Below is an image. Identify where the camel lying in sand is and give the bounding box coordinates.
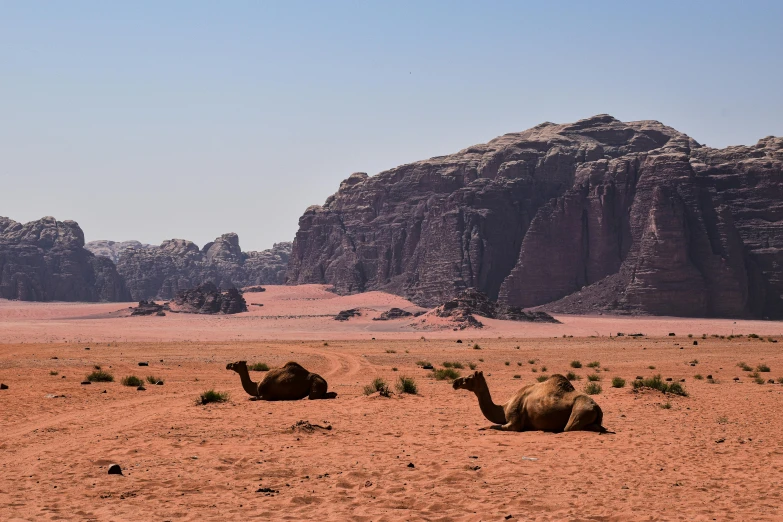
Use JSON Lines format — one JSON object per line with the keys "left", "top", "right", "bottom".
{"left": 226, "top": 361, "right": 337, "bottom": 400}
{"left": 453, "top": 371, "right": 606, "bottom": 432}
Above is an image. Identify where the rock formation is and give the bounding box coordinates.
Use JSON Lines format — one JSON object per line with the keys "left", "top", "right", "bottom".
{"left": 0, "top": 216, "right": 130, "bottom": 302}
{"left": 434, "top": 288, "right": 559, "bottom": 328}
{"left": 373, "top": 307, "right": 414, "bottom": 320}
{"left": 287, "top": 116, "right": 783, "bottom": 318}
{"left": 129, "top": 300, "right": 167, "bottom": 316}
{"left": 83, "top": 240, "right": 154, "bottom": 264}
{"left": 168, "top": 282, "right": 247, "bottom": 314}
{"left": 87, "top": 236, "right": 291, "bottom": 300}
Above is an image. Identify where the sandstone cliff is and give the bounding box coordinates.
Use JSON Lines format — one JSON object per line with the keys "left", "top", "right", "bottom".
{"left": 0, "top": 216, "right": 130, "bottom": 302}
{"left": 86, "top": 235, "right": 291, "bottom": 300}
{"left": 287, "top": 115, "right": 783, "bottom": 318}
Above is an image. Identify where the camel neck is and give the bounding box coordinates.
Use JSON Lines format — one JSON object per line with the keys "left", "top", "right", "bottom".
{"left": 236, "top": 368, "right": 259, "bottom": 397}
{"left": 474, "top": 384, "right": 507, "bottom": 425}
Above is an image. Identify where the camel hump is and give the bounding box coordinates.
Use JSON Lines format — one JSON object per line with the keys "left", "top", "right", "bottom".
{"left": 282, "top": 361, "right": 307, "bottom": 371}
{"left": 548, "top": 374, "right": 575, "bottom": 392}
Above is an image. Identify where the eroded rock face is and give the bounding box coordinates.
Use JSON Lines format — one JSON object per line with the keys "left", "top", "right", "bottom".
{"left": 0, "top": 216, "right": 131, "bottom": 302}
{"left": 84, "top": 240, "right": 154, "bottom": 264}
{"left": 168, "top": 282, "right": 247, "bottom": 314}
{"left": 287, "top": 116, "right": 783, "bottom": 318}
{"left": 87, "top": 236, "right": 292, "bottom": 300}
{"left": 434, "top": 288, "right": 559, "bottom": 327}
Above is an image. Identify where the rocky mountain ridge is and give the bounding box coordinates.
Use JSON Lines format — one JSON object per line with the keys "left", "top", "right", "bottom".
{"left": 86, "top": 236, "right": 291, "bottom": 300}
{"left": 286, "top": 115, "right": 783, "bottom": 319}
{"left": 0, "top": 216, "right": 130, "bottom": 302}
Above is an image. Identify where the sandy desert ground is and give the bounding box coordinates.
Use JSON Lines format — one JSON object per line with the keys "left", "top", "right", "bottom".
{"left": 2, "top": 286, "right": 783, "bottom": 521}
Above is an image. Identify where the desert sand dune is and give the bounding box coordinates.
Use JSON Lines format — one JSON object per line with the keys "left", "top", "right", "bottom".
{"left": 1, "top": 287, "right": 783, "bottom": 520}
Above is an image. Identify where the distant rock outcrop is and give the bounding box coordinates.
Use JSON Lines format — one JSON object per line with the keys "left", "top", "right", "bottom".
{"left": 84, "top": 240, "right": 154, "bottom": 264}
{"left": 0, "top": 216, "right": 130, "bottom": 302}
{"left": 373, "top": 307, "right": 414, "bottom": 321}
{"left": 87, "top": 236, "right": 291, "bottom": 300}
{"left": 168, "top": 282, "right": 247, "bottom": 314}
{"left": 434, "top": 288, "right": 559, "bottom": 329}
{"left": 287, "top": 116, "right": 783, "bottom": 318}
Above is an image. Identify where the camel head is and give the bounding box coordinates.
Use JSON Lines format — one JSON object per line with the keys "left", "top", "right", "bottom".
{"left": 453, "top": 370, "right": 486, "bottom": 392}
{"left": 226, "top": 360, "right": 248, "bottom": 373}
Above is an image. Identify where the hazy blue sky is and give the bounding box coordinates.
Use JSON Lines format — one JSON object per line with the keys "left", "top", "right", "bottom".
{"left": 2, "top": 1, "right": 781, "bottom": 251}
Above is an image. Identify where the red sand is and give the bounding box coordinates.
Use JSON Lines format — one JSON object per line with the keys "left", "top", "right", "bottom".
{"left": 1, "top": 285, "right": 783, "bottom": 520}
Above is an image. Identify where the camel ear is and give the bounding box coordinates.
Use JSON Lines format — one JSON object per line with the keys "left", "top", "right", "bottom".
{"left": 239, "top": 360, "right": 247, "bottom": 365}
{"left": 477, "top": 370, "right": 483, "bottom": 376}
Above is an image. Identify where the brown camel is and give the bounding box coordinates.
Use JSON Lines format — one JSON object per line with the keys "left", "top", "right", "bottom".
{"left": 453, "top": 371, "right": 606, "bottom": 432}
{"left": 226, "top": 361, "right": 337, "bottom": 400}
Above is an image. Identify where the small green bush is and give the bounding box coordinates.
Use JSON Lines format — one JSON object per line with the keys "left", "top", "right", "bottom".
{"left": 473, "top": 343, "right": 481, "bottom": 350}
{"left": 661, "top": 401, "right": 672, "bottom": 409}
{"left": 757, "top": 363, "right": 770, "bottom": 372}
{"left": 777, "top": 376, "right": 783, "bottom": 384}
{"left": 248, "top": 362, "right": 269, "bottom": 371}
{"left": 648, "top": 365, "right": 656, "bottom": 370}
{"left": 198, "top": 389, "right": 229, "bottom": 405}
{"left": 754, "top": 376, "right": 765, "bottom": 385}
{"left": 694, "top": 374, "right": 703, "bottom": 380}
{"left": 386, "top": 349, "right": 396, "bottom": 354}
{"left": 528, "top": 359, "right": 535, "bottom": 364}
{"left": 666, "top": 382, "right": 687, "bottom": 396}
{"left": 364, "top": 377, "right": 390, "bottom": 396}
{"left": 536, "top": 375, "right": 549, "bottom": 382}
{"left": 748, "top": 333, "right": 760, "bottom": 339}
{"left": 433, "top": 368, "right": 461, "bottom": 381}
{"left": 585, "top": 382, "right": 602, "bottom": 395}
{"left": 587, "top": 374, "right": 601, "bottom": 382}
{"left": 121, "top": 375, "right": 143, "bottom": 387}
{"left": 737, "top": 361, "right": 752, "bottom": 371}
{"left": 50, "top": 370, "right": 59, "bottom": 376}
{"left": 566, "top": 372, "right": 580, "bottom": 381}
{"left": 611, "top": 377, "right": 626, "bottom": 388}
{"left": 86, "top": 370, "right": 114, "bottom": 382}
{"left": 396, "top": 376, "right": 418, "bottom": 394}
{"left": 468, "top": 362, "right": 477, "bottom": 370}
{"left": 570, "top": 360, "right": 582, "bottom": 368}
{"left": 586, "top": 361, "right": 600, "bottom": 368}
{"left": 504, "top": 361, "right": 510, "bottom": 366}
{"left": 146, "top": 375, "right": 163, "bottom": 384}
{"left": 541, "top": 365, "right": 547, "bottom": 372}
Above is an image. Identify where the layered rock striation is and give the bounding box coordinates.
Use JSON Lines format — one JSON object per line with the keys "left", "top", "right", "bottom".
{"left": 0, "top": 216, "right": 130, "bottom": 302}
{"left": 287, "top": 115, "right": 783, "bottom": 318}
{"left": 87, "top": 236, "right": 291, "bottom": 300}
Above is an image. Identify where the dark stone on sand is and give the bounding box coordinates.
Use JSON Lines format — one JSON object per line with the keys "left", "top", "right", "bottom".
{"left": 335, "top": 309, "right": 361, "bottom": 321}
{"left": 669, "top": 333, "right": 675, "bottom": 336}
{"left": 707, "top": 375, "right": 713, "bottom": 379}
{"left": 0, "top": 383, "right": 8, "bottom": 390}
{"left": 407, "top": 463, "right": 415, "bottom": 468}
{"left": 137, "top": 386, "right": 146, "bottom": 391}
{"left": 108, "top": 464, "right": 123, "bottom": 475}
{"left": 81, "top": 381, "right": 91, "bottom": 385}
{"left": 693, "top": 341, "right": 698, "bottom": 345}
{"left": 138, "top": 362, "right": 149, "bottom": 366}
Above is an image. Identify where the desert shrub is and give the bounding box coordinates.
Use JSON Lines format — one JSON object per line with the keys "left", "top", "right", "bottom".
{"left": 146, "top": 375, "right": 163, "bottom": 384}
{"left": 248, "top": 362, "right": 269, "bottom": 371}
{"left": 689, "top": 359, "right": 699, "bottom": 365}
{"left": 611, "top": 377, "right": 626, "bottom": 388}
{"left": 198, "top": 389, "right": 229, "bottom": 405}
{"left": 386, "top": 349, "right": 396, "bottom": 354}
{"left": 587, "top": 361, "right": 600, "bottom": 368}
{"left": 392, "top": 367, "right": 398, "bottom": 372}
{"left": 433, "top": 368, "right": 461, "bottom": 381}
{"left": 694, "top": 374, "right": 703, "bottom": 380}
{"left": 748, "top": 333, "right": 760, "bottom": 339}
{"left": 666, "top": 382, "right": 687, "bottom": 396}
{"left": 777, "top": 377, "right": 783, "bottom": 384}
{"left": 531, "top": 367, "right": 538, "bottom": 373}
{"left": 513, "top": 375, "right": 521, "bottom": 379}
{"left": 541, "top": 366, "right": 547, "bottom": 372}
{"left": 50, "top": 370, "right": 59, "bottom": 376}
{"left": 478, "top": 358, "right": 484, "bottom": 362}
{"left": 517, "top": 362, "right": 522, "bottom": 366}
{"left": 754, "top": 376, "right": 765, "bottom": 385}
{"left": 717, "top": 416, "right": 728, "bottom": 424}
{"left": 86, "top": 370, "right": 114, "bottom": 382}
{"left": 661, "top": 401, "right": 672, "bottom": 409}
{"left": 443, "top": 361, "right": 454, "bottom": 368}
{"left": 687, "top": 334, "right": 693, "bottom": 338}
{"left": 737, "top": 362, "right": 752, "bottom": 371}
{"left": 364, "top": 377, "right": 391, "bottom": 396}
{"left": 566, "top": 372, "right": 580, "bottom": 381}
{"left": 757, "top": 363, "right": 770, "bottom": 372}
{"left": 93, "top": 365, "right": 101, "bottom": 370}
{"left": 570, "top": 360, "right": 582, "bottom": 368}
{"left": 468, "top": 363, "right": 477, "bottom": 370}
{"left": 528, "top": 359, "right": 535, "bottom": 364}
{"left": 473, "top": 343, "right": 481, "bottom": 350}
{"left": 121, "top": 375, "right": 143, "bottom": 387}
{"left": 585, "top": 382, "right": 602, "bottom": 395}
{"left": 441, "top": 361, "right": 463, "bottom": 369}
{"left": 416, "top": 360, "right": 430, "bottom": 367}
{"left": 536, "top": 375, "right": 549, "bottom": 382}
{"left": 648, "top": 365, "right": 656, "bottom": 370}
{"left": 587, "top": 374, "right": 601, "bottom": 382}
{"left": 504, "top": 361, "right": 510, "bottom": 366}
{"left": 396, "top": 376, "right": 418, "bottom": 394}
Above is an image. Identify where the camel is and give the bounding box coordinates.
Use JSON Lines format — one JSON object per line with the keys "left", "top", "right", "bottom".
{"left": 453, "top": 371, "right": 606, "bottom": 432}
{"left": 226, "top": 361, "right": 337, "bottom": 400}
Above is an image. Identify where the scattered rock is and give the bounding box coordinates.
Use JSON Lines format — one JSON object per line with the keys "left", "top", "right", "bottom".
{"left": 136, "top": 386, "right": 146, "bottom": 391}
{"left": 243, "top": 285, "right": 267, "bottom": 293}
{"left": 456, "top": 339, "right": 463, "bottom": 343}
{"left": 155, "top": 381, "right": 164, "bottom": 386}
{"left": 256, "top": 487, "right": 278, "bottom": 494}
{"left": 108, "top": 464, "right": 123, "bottom": 475}
{"left": 80, "top": 381, "right": 91, "bottom": 385}
{"left": 290, "top": 420, "right": 332, "bottom": 433}
{"left": 434, "top": 288, "right": 558, "bottom": 329}
{"left": 715, "top": 438, "right": 725, "bottom": 444}
{"left": 407, "top": 463, "right": 415, "bottom": 468}
{"left": 422, "top": 364, "right": 434, "bottom": 370}
{"left": 0, "top": 383, "right": 8, "bottom": 390}
{"left": 168, "top": 282, "right": 247, "bottom": 314}
{"left": 373, "top": 308, "right": 414, "bottom": 321}
{"left": 707, "top": 375, "right": 713, "bottom": 379}
{"left": 130, "top": 300, "right": 167, "bottom": 316}
{"left": 138, "top": 362, "right": 149, "bottom": 366}
{"left": 668, "top": 333, "right": 675, "bottom": 336}
{"left": 335, "top": 309, "right": 361, "bottom": 321}
{"left": 693, "top": 341, "right": 698, "bottom": 346}
{"left": 665, "top": 378, "right": 673, "bottom": 382}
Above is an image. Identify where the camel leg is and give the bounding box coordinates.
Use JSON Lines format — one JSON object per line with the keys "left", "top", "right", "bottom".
{"left": 308, "top": 378, "right": 337, "bottom": 399}
{"left": 483, "top": 410, "right": 524, "bottom": 432}
{"left": 563, "top": 396, "right": 602, "bottom": 432}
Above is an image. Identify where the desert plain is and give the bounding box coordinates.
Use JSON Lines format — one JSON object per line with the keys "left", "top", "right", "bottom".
{"left": 1, "top": 285, "right": 783, "bottom": 521}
